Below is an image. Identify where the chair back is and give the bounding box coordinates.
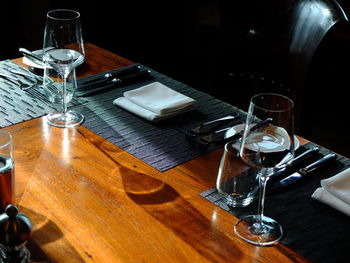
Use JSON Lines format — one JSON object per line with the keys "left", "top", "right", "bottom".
{"left": 216, "top": 0, "right": 348, "bottom": 129}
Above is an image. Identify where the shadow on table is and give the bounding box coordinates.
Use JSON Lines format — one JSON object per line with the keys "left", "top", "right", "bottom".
{"left": 19, "top": 206, "right": 85, "bottom": 263}
{"left": 119, "top": 164, "right": 244, "bottom": 262}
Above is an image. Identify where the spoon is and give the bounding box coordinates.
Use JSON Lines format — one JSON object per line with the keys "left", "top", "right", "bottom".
{"left": 0, "top": 72, "right": 37, "bottom": 90}
{"left": 9, "top": 69, "right": 41, "bottom": 82}
{"left": 18, "top": 80, "right": 37, "bottom": 91}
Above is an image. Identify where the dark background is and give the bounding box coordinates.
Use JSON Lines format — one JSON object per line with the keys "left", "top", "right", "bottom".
{"left": 2, "top": 0, "right": 350, "bottom": 157}
{"left": 1, "top": 0, "right": 218, "bottom": 93}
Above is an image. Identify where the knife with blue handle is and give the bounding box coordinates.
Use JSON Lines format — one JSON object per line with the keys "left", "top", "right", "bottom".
{"left": 267, "top": 153, "right": 337, "bottom": 193}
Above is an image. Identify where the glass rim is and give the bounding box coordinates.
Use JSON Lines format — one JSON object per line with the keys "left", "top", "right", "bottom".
{"left": 0, "top": 131, "right": 12, "bottom": 149}
{"left": 224, "top": 141, "right": 240, "bottom": 155}
{"left": 250, "top": 93, "right": 294, "bottom": 112}
{"left": 47, "top": 9, "right": 80, "bottom": 21}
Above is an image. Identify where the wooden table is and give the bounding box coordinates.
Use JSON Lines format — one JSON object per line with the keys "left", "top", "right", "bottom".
{"left": 4, "top": 43, "right": 310, "bottom": 262}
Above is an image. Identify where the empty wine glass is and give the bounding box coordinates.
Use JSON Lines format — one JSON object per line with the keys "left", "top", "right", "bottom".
{"left": 234, "top": 93, "right": 295, "bottom": 246}
{"left": 43, "top": 9, "right": 85, "bottom": 128}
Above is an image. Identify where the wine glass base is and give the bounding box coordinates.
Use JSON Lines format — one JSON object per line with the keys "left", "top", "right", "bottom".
{"left": 234, "top": 215, "right": 283, "bottom": 246}
{"left": 46, "top": 110, "right": 84, "bottom": 128}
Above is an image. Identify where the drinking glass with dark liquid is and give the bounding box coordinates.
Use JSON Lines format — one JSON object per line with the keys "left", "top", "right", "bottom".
{"left": 0, "top": 131, "right": 14, "bottom": 213}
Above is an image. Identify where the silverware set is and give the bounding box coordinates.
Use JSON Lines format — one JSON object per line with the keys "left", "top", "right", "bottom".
{"left": 4, "top": 48, "right": 154, "bottom": 98}
{"left": 0, "top": 62, "right": 41, "bottom": 91}
{"left": 267, "top": 149, "right": 337, "bottom": 193}
{"left": 185, "top": 115, "right": 274, "bottom": 146}
{"left": 184, "top": 113, "right": 242, "bottom": 145}
{"left": 76, "top": 64, "right": 153, "bottom": 97}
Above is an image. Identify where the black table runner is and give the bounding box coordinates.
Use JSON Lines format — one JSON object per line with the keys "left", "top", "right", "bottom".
{"left": 75, "top": 64, "right": 246, "bottom": 171}
{"left": 201, "top": 142, "right": 350, "bottom": 263}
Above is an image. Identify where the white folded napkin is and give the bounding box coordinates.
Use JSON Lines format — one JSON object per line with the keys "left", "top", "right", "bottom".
{"left": 113, "top": 81, "right": 196, "bottom": 122}
{"left": 312, "top": 167, "right": 350, "bottom": 216}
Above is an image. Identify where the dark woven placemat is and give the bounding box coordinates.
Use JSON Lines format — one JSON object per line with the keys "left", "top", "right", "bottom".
{"left": 76, "top": 65, "right": 245, "bottom": 171}
{"left": 1, "top": 61, "right": 244, "bottom": 171}
{"left": 0, "top": 60, "right": 87, "bottom": 127}
{"left": 200, "top": 142, "right": 350, "bottom": 263}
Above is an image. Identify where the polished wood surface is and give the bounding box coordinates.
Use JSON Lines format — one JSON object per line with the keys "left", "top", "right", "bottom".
{"left": 4, "top": 43, "right": 311, "bottom": 262}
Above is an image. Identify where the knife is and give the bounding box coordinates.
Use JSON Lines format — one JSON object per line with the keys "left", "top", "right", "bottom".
{"left": 268, "top": 147, "right": 320, "bottom": 182}
{"left": 267, "top": 153, "right": 337, "bottom": 193}
{"left": 0, "top": 72, "right": 19, "bottom": 85}
{"left": 19, "top": 47, "right": 45, "bottom": 67}
{"left": 198, "top": 117, "right": 272, "bottom": 145}
{"left": 76, "top": 69, "right": 152, "bottom": 97}
{"left": 214, "top": 117, "right": 273, "bottom": 145}
{"left": 187, "top": 114, "right": 241, "bottom": 137}
{"left": 79, "top": 64, "right": 142, "bottom": 86}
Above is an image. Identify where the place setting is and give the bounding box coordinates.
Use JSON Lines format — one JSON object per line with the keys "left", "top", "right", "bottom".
{"left": 199, "top": 92, "right": 350, "bottom": 262}
{"left": 0, "top": 9, "right": 88, "bottom": 129}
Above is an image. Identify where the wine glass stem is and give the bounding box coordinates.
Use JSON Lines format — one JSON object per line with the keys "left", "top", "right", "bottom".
{"left": 256, "top": 171, "right": 268, "bottom": 231}
{"left": 61, "top": 76, "right": 68, "bottom": 115}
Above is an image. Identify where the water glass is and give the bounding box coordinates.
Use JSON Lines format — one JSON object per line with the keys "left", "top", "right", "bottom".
{"left": 0, "top": 131, "right": 14, "bottom": 213}
{"left": 43, "top": 66, "right": 77, "bottom": 104}
{"left": 216, "top": 141, "right": 259, "bottom": 207}
{"left": 43, "top": 9, "right": 85, "bottom": 128}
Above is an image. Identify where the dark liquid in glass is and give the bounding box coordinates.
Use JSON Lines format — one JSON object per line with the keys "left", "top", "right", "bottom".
{"left": 0, "top": 155, "right": 14, "bottom": 212}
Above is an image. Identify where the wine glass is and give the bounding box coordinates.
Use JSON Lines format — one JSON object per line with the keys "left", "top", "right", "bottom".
{"left": 43, "top": 9, "right": 85, "bottom": 128}
{"left": 234, "top": 93, "right": 295, "bottom": 246}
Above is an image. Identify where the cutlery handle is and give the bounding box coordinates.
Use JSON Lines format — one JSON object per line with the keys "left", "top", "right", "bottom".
{"left": 301, "top": 153, "right": 337, "bottom": 174}
{"left": 269, "top": 147, "right": 320, "bottom": 182}
{"left": 19, "top": 48, "right": 44, "bottom": 65}
{"left": 79, "top": 64, "right": 143, "bottom": 86}
{"left": 201, "top": 115, "right": 239, "bottom": 126}
{"left": 107, "top": 64, "right": 142, "bottom": 79}
{"left": 217, "top": 117, "right": 273, "bottom": 144}
{"left": 76, "top": 69, "right": 153, "bottom": 97}
{"left": 286, "top": 147, "right": 320, "bottom": 167}
{"left": 0, "top": 73, "right": 19, "bottom": 85}
{"left": 9, "top": 69, "right": 41, "bottom": 81}
{"left": 250, "top": 117, "right": 273, "bottom": 132}
{"left": 114, "top": 69, "right": 152, "bottom": 84}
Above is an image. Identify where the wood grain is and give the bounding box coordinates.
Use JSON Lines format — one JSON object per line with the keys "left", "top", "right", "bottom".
{"left": 2, "top": 44, "right": 311, "bottom": 262}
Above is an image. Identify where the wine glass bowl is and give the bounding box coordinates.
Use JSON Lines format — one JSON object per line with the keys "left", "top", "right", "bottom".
{"left": 43, "top": 9, "right": 85, "bottom": 128}
{"left": 234, "top": 93, "right": 295, "bottom": 246}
